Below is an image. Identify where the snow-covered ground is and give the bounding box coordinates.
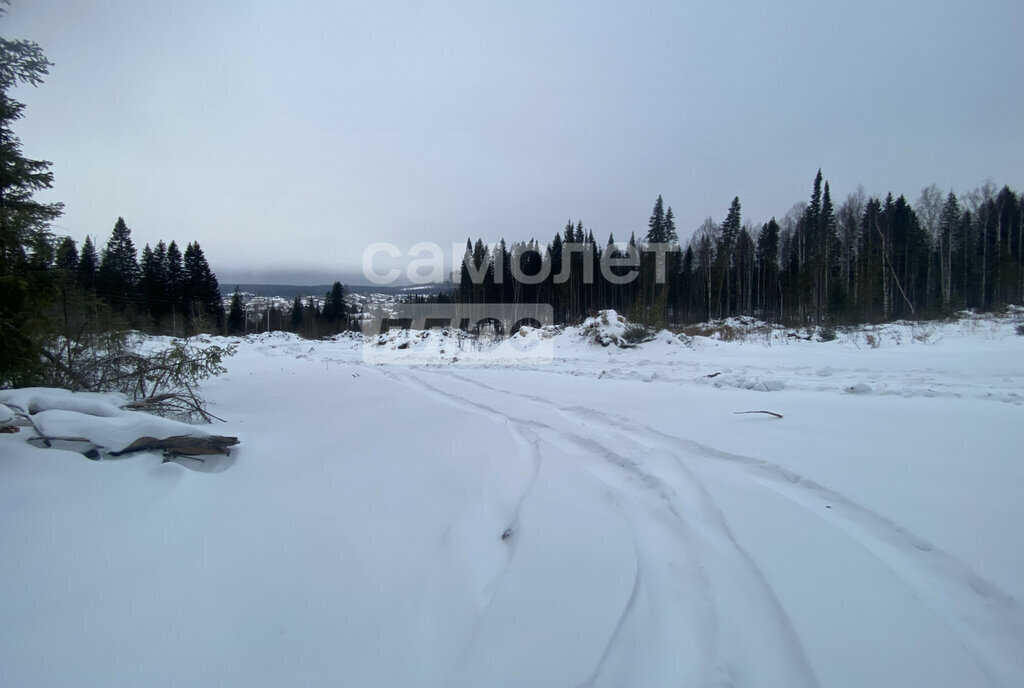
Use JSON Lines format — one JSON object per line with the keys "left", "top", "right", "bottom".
{"left": 2, "top": 314, "right": 1023, "bottom": 686}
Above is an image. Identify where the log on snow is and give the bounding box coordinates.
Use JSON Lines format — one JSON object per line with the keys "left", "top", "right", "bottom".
{"left": 110, "top": 435, "right": 240, "bottom": 457}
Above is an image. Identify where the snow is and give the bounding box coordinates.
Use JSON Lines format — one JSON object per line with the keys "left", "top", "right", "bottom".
{"left": 2, "top": 313, "right": 1023, "bottom": 686}
{"left": 0, "top": 388, "right": 210, "bottom": 453}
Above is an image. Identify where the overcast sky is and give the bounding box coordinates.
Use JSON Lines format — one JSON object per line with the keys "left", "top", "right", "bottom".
{"left": 6, "top": 0, "right": 1023, "bottom": 285}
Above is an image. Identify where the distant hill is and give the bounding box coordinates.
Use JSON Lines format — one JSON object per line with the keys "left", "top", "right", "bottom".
{"left": 226, "top": 283, "right": 452, "bottom": 298}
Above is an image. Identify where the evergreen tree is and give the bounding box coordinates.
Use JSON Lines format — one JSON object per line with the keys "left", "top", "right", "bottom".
{"left": 227, "top": 287, "right": 245, "bottom": 335}
{"left": 289, "top": 295, "right": 304, "bottom": 332}
{"left": 664, "top": 206, "right": 678, "bottom": 243}
{"left": 76, "top": 235, "right": 98, "bottom": 291}
{"left": 458, "top": 238, "right": 473, "bottom": 303}
{"left": 182, "top": 241, "right": 223, "bottom": 329}
{"left": 756, "top": 218, "right": 781, "bottom": 319}
{"left": 322, "top": 281, "right": 346, "bottom": 326}
{"left": 937, "top": 191, "right": 960, "bottom": 309}
{"left": 472, "top": 239, "right": 488, "bottom": 303}
{"left": 54, "top": 236, "right": 78, "bottom": 271}
{"left": 139, "top": 241, "right": 169, "bottom": 322}
{"left": 715, "top": 196, "right": 742, "bottom": 316}
{"left": 165, "top": 240, "right": 184, "bottom": 309}
{"left": 646, "top": 195, "right": 666, "bottom": 243}
{"left": 819, "top": 180, "right": 842, "bottom": 319}
{"left": 0, "top": 9, "right": 64, "bottom": 381}
{"left": 97, "top": 217, "right": 140, "bottom": 308}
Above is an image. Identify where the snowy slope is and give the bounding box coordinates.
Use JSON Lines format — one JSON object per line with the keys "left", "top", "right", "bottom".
{"left": 1, "top": 315, "right": 1023, "bottom": 686}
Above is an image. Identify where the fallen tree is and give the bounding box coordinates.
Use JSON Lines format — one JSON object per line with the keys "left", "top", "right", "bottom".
{"left": 1, "top": 388, "right": 240, "bottom": 460}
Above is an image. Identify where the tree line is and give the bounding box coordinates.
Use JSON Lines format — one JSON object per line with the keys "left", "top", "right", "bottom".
{"left": 224, "top": 281, "right": 350, "bottom": 337}
{"left": 456, "top": 171, "right": 1024, "bottom": 327}
{"left": 53, "top": 217, "right": 225, "bottom": 335}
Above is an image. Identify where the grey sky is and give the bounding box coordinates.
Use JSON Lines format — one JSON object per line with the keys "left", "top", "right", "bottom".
{"left": 6, "top": 0, "right": 1023, "bottom": 285}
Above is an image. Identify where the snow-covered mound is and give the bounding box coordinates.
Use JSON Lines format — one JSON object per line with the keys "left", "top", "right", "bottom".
{"left": 0, "top": 387, "right": 211, "bottom": 455}
{"left": 579, "top": 309, "right": 657, "bottom": 347}
{"left": 362, "top": 325, "right": 554, "bottom": 365}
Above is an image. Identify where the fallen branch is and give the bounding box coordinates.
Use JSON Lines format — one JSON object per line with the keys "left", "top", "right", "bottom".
{"left": 734, "top": 410, "right": 784, "bottom": 419}
{"left": 26, "top": 435, "right": 93, "bottom": 446}
{"left": 8, "top": 406, "right": 52, "bottom": 447}
{"left": 109, "top": 434, "right": 240, "bottom": 457}
{"left": 120, "top": 391, "right": 225, "bottom": 423}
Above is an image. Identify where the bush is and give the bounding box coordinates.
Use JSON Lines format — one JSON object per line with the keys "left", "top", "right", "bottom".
{"left": 33, "top": 287, "right": 235, "bottom": 422}
{"left": 623, "top": 322, "right": 656, "bottom": 344}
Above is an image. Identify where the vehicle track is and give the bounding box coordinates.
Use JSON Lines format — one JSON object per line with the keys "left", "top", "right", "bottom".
{"left": 436, "top": 368, "right": 1024, "bottom": 686}
{"left": 380, "top": 366, "right": 818, "bottom": 687}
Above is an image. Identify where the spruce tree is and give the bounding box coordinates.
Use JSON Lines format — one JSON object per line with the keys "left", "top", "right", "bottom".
{"left": 459, "top": 238, "right": 473, "bottom": 303}
{"left": 664, "top": 206, "right": 678, "bottom": 243}
{"left": 165, "top": 240, "right": 184, "bottom": 309}
{"left": 76, "top": 235, "right": 98, "bottom": 291}
{"left": 716, "top": 197, "right": 742, "bottom": 316}
{"left": 0, "top": 7, "right": 64, "bottom": 381}
{"left": 54, "top": 237, "right": 78, "bottom": 271}
{"left": 97, "top": 217, "right": 140, "bottom": 308}
{"left": 227, "top": 287, "right": 245, "bottom": 335}
{"left": 289, "top": 295, "right": 304, "bottom": 332}
{"left": 139, "top": 242, "right": 169, "bottom": 322}
{"left": 182, "top": 241, "right": 223, "bottom": 329}
{"left": 937, "top": 191, "right": 960, "bottom": 309}
{"left": 322, "top": 281, "right": 346, "bottom": 327}
{"left": 647, "top": 195, "right": 666, "bottom": 243}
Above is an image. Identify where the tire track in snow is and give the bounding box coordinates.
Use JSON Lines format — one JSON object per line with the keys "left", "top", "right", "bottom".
{"left": 374, "top": 367, "right": 543, "bottom": 686}
{"left": 377, "top": 368, "right": 683, "bottom": 684}
{"left": 376, "top": 367, "right": 727, "bottom": 686}
{"left": 573, "top": 498, "right": 645, "bottom": 688}
{"left": 399, "top": 367, "right": 817, "bottom": 687}
{"left": 570, "top": 406, "right": 1024, "bottom": 687}
{"left": 441, "top": 369, "right": 1024, "bottom": 687}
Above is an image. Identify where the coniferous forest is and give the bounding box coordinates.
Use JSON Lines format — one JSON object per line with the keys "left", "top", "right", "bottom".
{"left": 2, "top": 0, "right": 1021, "bottom": 391}
{"left": 455, "top": 171, "right": 1024, "bottom": 328}
{"left": 52, "top": 218, "right": 225, "bottom": 336}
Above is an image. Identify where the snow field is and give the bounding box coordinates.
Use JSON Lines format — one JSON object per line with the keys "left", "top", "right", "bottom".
{"left": 1, "top": 313, "right": 1022, "bottom": 686}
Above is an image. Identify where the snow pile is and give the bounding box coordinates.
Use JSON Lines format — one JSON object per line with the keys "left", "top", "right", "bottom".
{"left": 698, "top": 369, "right": 787, "bottom": 392}
{"left": 0, "top": 387, "right": 211, "bottom": 455}
{"left": 362, "top": 325, "right": 554, "bottom": 365}
{"left": 579, "top": 309, "right": 656, "bottom": 348}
